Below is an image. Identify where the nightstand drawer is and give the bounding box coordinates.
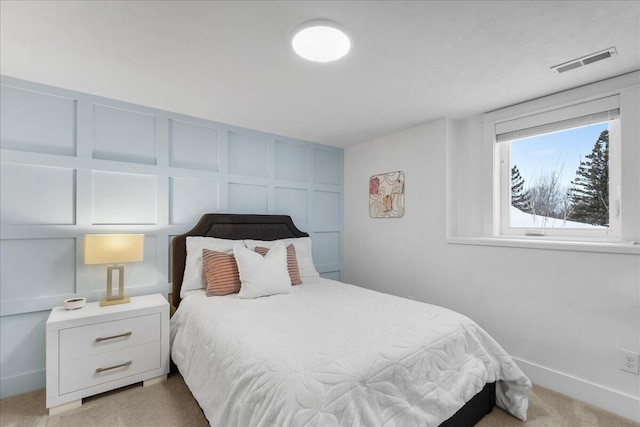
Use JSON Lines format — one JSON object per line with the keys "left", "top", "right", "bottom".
{"left": 59, "top": 341, "right": 161, "bottom": 395}
{"left": 59, "top": 313, "right": 160, "bottom": 361}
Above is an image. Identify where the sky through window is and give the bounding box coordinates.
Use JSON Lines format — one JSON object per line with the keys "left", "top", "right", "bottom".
{"left": 511, "top": 122, "right": 608, "bottom": 189}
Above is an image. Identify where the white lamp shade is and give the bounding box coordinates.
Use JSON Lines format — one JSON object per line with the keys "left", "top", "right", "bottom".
{"left": 84, "top": 234, "right": 144, "bottom": 265}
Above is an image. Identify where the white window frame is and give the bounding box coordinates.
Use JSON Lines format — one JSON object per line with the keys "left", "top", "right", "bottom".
{"left": 494, "top": 95, "right": 622, "bottom": 242}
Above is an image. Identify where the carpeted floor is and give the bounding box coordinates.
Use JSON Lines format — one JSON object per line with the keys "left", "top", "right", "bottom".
{"left": 0, "top": 374, "right": 637, "bottom": 427}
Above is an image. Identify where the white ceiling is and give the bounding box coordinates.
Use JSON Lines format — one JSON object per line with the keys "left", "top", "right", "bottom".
{"left": 1, "top": 1, "right": 638, "bottom": 148}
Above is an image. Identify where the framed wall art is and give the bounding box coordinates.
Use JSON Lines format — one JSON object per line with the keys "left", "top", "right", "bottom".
{"left": 369, "top": 171, "right": 404, "bottom": 218}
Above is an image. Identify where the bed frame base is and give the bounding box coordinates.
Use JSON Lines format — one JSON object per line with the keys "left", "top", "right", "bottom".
{"left": 440, "top": 381, "right": 495, "bottom": 426}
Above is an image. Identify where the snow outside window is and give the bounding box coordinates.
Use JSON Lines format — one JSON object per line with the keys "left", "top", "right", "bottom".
{"left": 496, "top": 95, "right": 621, "bottom": 241}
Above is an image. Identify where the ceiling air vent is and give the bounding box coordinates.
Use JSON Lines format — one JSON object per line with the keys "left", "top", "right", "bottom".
{"left": 551, "top": 47, "right": 617, "bottom": 74}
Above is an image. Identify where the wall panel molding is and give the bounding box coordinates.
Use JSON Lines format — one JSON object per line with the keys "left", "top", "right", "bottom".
{"left": 92, "top": 104, "right": 157, "bottom": 165}
{"left": 228, "top": 131, "right": 268, "bottom": 177}
{"left": 0, "top": 85, "right": 77, "bottom": 156}
{"left": 0, "top": 75, "right": 343, "bottom": 399}
{"left": 0, "top": 163, "right": 76, "bottom": 225}
{"left": 91, "top": 171, "right": 158, "bottom": 225}
{"left": 169, "top": 119, "right": 219, "bottom": 171}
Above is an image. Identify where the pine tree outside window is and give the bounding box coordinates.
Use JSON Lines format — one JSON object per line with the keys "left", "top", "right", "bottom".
{"left": 568, "top": 130, "right": 610, "bottom": 226}
{"left": 496, "top": 95, "right": 621, "bottom": 240}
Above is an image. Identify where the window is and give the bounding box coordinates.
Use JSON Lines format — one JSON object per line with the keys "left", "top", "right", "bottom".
{"left": 496, "top": 95, "right": 621, "bottom": 240}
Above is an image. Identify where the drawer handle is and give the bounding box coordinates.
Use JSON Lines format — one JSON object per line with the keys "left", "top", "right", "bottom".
{"left": 95, "top": 332, "right": 132, "bottom": 342}
{"left": 95, "top": 360, "right": 132, "bottom": 373}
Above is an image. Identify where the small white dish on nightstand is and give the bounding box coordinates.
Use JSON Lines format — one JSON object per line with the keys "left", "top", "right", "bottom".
{"left": 63, "top": 298, "right": 86, "bottom": 310}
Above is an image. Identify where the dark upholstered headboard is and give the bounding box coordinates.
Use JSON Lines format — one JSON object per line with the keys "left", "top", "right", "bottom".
{"left": 171, "top": 214, "right": 309, "bottom": 308}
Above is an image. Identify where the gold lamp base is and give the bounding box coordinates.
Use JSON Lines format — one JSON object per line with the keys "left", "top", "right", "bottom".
{"left": 100, "top": 265, "right": 131, "bottom": 307}
{"left": 100, "top": 296, "right": 131, "bottom": 307}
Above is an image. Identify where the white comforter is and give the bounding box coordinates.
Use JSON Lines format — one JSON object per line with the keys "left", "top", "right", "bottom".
{"left": 171, "top": 278, "right": 531, "bottom": 427}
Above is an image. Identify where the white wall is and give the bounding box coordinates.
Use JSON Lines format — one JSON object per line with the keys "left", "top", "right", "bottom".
{"left": 344, "top": 114, "right": 640, "bottom": 421}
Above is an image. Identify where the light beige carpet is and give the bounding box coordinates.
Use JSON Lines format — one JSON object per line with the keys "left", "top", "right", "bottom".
{"left": 1, "top": 374, "right": 637, "bottom": 427}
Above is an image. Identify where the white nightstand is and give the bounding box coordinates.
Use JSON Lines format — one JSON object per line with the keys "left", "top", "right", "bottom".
{"left": 46, "top": 294, "right": 170, "bottom": 415}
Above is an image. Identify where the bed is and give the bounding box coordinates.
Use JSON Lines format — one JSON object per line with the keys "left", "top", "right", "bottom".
{"left": 170, "top": 214, "right": 531, "bottom": 426}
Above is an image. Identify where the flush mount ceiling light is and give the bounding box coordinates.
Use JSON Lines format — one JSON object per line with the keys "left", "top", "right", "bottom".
{"left": 292, "top": 19, "right": 351, "bottom": 63}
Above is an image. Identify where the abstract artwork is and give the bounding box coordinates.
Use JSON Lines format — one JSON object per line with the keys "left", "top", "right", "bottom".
{"left": 369, "top": 171, "right": 405, "bottom": 218}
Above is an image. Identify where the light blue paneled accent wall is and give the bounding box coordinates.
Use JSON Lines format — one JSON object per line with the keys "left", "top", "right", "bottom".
{"left": 0, "top": 76, "right": 343, "bottom": 398}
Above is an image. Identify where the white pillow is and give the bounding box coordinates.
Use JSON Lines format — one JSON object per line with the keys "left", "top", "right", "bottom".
{"left": 181, "top": 236, "right": 244, "bottom": 298}
{"left": 234, "top": 241, "right": 291, "bottom": 299}
{"left": 244, "top": 237, "right": 319, "bottom": 278}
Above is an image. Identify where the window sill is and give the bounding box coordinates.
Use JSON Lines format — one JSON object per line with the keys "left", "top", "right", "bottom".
{"left": 447, "top": 236, "right": 640, "bottom": 255}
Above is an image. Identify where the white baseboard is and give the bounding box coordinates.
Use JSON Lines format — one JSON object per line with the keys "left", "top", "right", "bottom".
{"left": 513, "top": 357, "right": 640, "bottom": 423}
{"left": 0, "top": 369, "right": 45, "bottom": 399}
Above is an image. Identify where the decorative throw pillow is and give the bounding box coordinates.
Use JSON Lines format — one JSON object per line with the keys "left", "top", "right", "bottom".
{"left": 244, "top": 237, "right": 319, "bottom": 278}
{"left": 234, "top": 241, "right": 291, "bottom": 299}
{"left": 254, "top": 244, "right": 302, "bottom": 285}
{"left": 181, "top": 237, "right": 243, "bottom": 298}
{"left": 202, "top": 249, "right": 241, "bottom": 296}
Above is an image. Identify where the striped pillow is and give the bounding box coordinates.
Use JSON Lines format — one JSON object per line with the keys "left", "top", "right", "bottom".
{"left": 255, "top": 244, "right": 302, "bottom": 285}
{"left": 202, "top": 249, "right": 241, "bottom": 296}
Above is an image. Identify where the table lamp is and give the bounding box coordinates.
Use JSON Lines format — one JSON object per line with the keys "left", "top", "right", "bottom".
{"left": 84, "top": 234, "right": 144, "bottom": 306}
